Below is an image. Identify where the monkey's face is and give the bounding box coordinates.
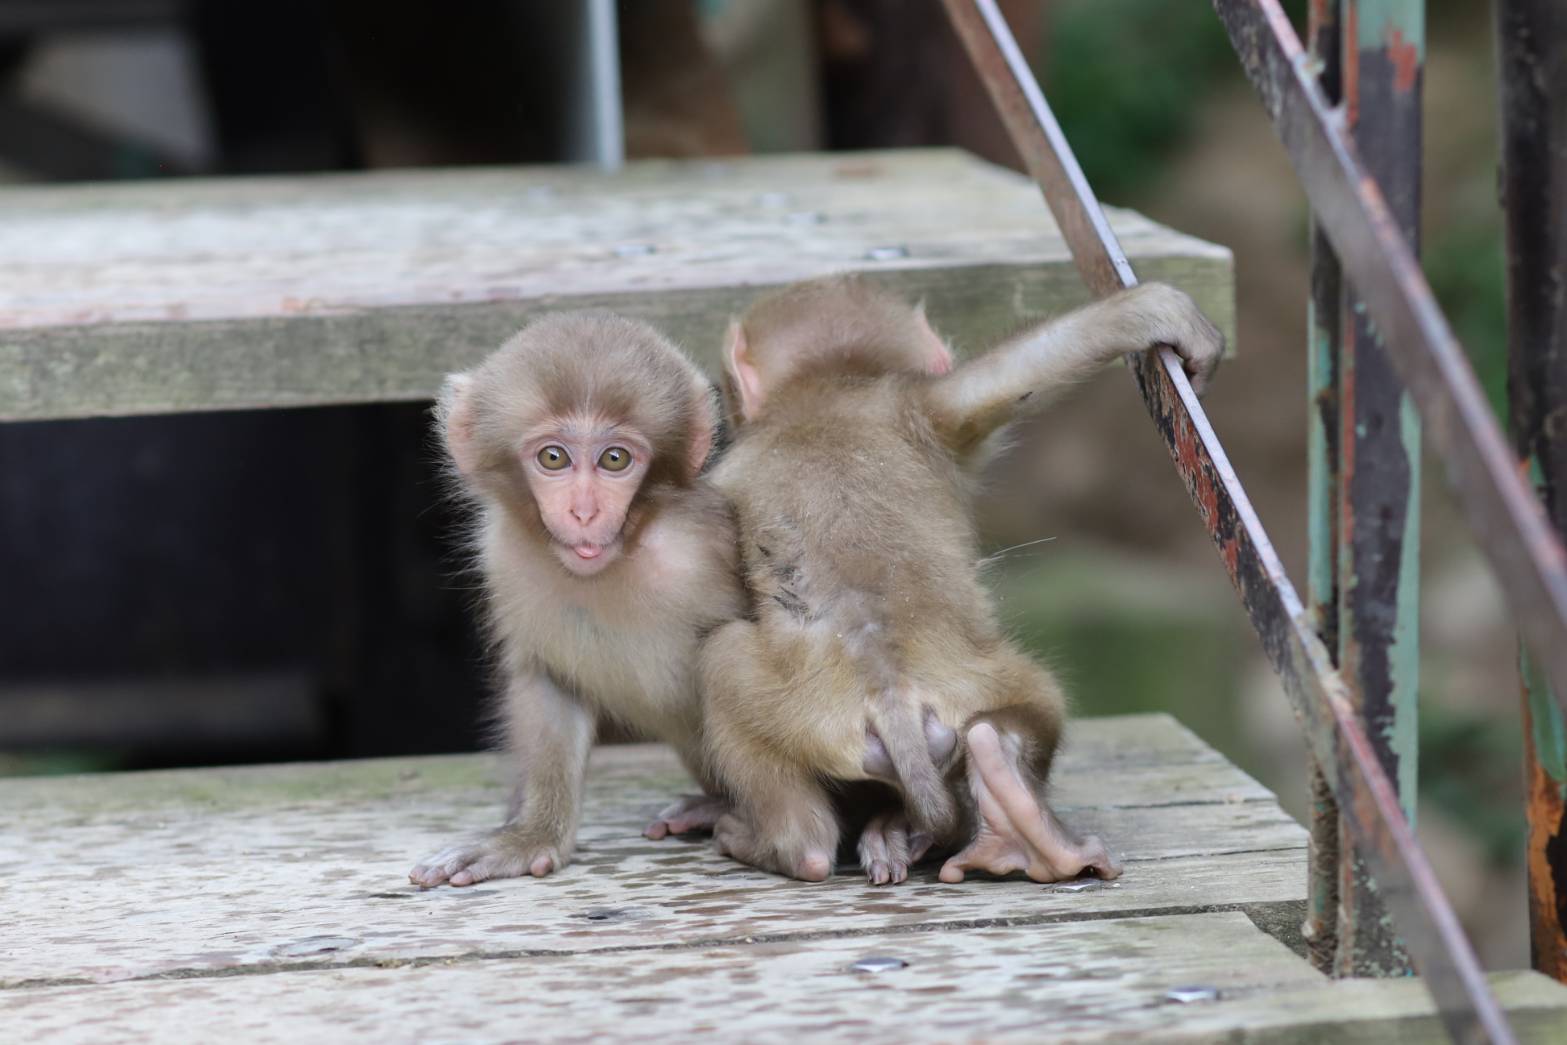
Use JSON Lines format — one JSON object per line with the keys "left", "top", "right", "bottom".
{"left": 520, "top": 419, "right": 651, "bottom": 577}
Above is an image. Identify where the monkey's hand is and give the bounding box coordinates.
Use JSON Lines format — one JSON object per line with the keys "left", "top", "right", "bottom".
{"left": 644, "top": 793, "right": 729, "bottom": 840}
{"left": 857, "top": 810, "right": 933, "bottom": 886}
{"left": 409, "top": 828, "right": 568, "bottom": 888}
{"left": 938, "top": 722, "right": 1121, "bottom": 885}
{"left": 1126, "top": 282, "right": 1225, "bottom": 396}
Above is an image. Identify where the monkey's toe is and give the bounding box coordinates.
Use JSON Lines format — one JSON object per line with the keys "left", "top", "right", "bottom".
{"left": 645, "top": 794, "right": 728, "bottom": 840}
{"left": 956, "top": 721, "right": 1123, "bottom": 884}
{"left": 1077, "top": 835, "right": 1123, "bottom": 881}
{"left": 410, "top": 838, "right": 565, "bottom": 887}
{"left": 857, "top": 811, "right": 920, "bottom": 886}
{"left": 796, "top": 851, "right": 833, "bottom": 882}
{"left": 409, "top": 844, "right": 484, "bottom": 888}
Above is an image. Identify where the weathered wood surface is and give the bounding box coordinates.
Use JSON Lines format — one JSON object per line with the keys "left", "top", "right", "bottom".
{"left": 0, "top": 715, "right": 1301, "bottom": 987}
{"left": 0, "top": 149, "right": 1235, "bottom": 421}
{"left": 4, "top": 916, "right": 1564, "bottom": 1043}
{"left": 3, "top": 713, "right": 1563, "bottom": 1041}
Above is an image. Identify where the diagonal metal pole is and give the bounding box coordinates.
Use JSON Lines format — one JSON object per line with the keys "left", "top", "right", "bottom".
{"left": 1209, "top": 0, "right": 1567, "bottom": 724}
{"left": 938, "top": 1, "right": 1512, "bottom": 1041}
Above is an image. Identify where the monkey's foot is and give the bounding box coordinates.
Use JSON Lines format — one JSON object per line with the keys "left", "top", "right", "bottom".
{"left": 644, "top": 793, "right": 729, "bottom": 840}
{"left": 857, "top": 812, "right": 932, "bottom": 886}
{"left": 714, "top": 813, "right": 833, "bottom": 883}
{"left": 939, "top": 722, "right": 1122, "bottom": 884}
{"left": 409, "top": 834, "right": 565, "bottom": 888}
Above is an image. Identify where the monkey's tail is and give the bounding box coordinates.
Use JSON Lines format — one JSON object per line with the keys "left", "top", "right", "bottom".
{"left": 869, "top": 699, "right": 958, "bottom": 840}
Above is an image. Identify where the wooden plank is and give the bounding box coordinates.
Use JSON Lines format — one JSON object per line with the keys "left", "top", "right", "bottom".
{"left": 0, "top": 149, "right": 1235, "bottom": 420}
{"left": 0, "top": 713, "right": 1248, "bottom": 816}
{"left": 3, "top": 914, "right": 1564, "bottom": 1043}
{"left": 1168, "top": 973, "right": 1567, "bottom": 1044}
{"left": 0, "top": 717, "right": 1303, "bottom": 986}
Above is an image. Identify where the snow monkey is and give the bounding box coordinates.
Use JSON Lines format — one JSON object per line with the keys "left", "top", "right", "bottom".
{"left": 410, "top": 312, "right": 745, "bottom": 887}
{"left": 701, "top": 276, "right": 1224, "bottom": 884}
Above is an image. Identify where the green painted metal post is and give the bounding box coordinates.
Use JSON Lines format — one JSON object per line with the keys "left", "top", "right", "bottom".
{"left": 1497, "top": 0, "right": 1567, "bottom": 983}
{"left": 1333, "top": 0, "right": 1424, "bottom": 978}
{"left": 1304, "top": 0, "right": 1344, "bottom": 976}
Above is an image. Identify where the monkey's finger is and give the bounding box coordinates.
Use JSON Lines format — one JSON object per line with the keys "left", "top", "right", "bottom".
{"left": 408, "top": 865, "right": 448, "bottom": 888}
{"left": 939, "top": 841, "right": 1025, "bottom": 883}
{"left": 409, "top": 845, "right": 486, "bottom": 888}
{"left": 1159, "top": 344, "right": 1211, "bottom": 398}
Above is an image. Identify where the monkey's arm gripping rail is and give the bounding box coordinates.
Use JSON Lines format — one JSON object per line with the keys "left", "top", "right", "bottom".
{"left": 942, "top": 2, "right": 1567, "bottom": 1042}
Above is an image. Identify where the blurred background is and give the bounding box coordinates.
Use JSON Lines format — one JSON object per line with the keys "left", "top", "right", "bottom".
{"left": 0, "top": 0, "right": 1521, "bottom": 964}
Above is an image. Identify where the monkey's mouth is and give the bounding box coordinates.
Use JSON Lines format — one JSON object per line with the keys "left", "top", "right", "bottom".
{"left": 553, "top": 536, "right": 621, "bottom": 575}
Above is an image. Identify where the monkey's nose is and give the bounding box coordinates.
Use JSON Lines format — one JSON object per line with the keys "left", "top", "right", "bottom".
{"left": 571, "top": 506, "right": 598, "bottom": 524}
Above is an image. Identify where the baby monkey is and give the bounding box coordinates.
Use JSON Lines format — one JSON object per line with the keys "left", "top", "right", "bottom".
{"left": 410, "top": 312, "right": 744, "bottom": 888}
{"left": 702, "top": 276, "right": 1223, "bottom": 884}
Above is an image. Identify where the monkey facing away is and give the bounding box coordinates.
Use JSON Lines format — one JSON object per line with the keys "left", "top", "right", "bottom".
{"left": 410, "top": 312, "right": 745, "bottom": 887}
{"left": 700, "top": 276, "right": 1224, "bottom": 884}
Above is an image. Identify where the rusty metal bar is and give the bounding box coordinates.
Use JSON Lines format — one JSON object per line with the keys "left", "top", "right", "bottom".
{"left": 1333, "top": 0, "right": 1423, "bottom": 978}
{"left": 1497, "top": 0, "right": 1567, "bottom": 984}
{"left": 938, "top": 1, "right": 1511, "bottom": 1040}
{"left": 1304, "top": 0, "right": 1345, "bottom": 976}
{"left": 1212, "top": 0, "right": 1567, "bottom": 727}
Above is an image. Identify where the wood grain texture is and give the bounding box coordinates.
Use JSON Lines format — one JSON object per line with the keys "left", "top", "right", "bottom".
{"left": 0, "top": 150, "right": 1234, "bottom": 420}
{"left": 2, "top": 712, "right": 1562, "bottom": 1040}
{"left": 3, "top": 917, "right": 1564, "bottom": 1043}
{"left": 0, "top": 715, "right": 1301, "bottom": 987}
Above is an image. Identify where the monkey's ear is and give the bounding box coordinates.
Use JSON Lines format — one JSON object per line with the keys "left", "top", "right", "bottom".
{"left": 914, "top": 303, "right": 955, "bottom": 375}
{"left": 687, "top": 378, "right": 720, "bottom": 478}
{"left": 438, "top": 372, "right": 481, "bottom": 475}
{"left": 723, "top": 320, "right": 766, "bottom": 422}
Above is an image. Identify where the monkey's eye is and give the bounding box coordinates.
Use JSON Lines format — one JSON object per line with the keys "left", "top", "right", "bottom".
{"left": 536, "top": 445, "right": 571, "bottom": 471}
{"left": 597, "top": 446, "right": 633, "bottom": 472}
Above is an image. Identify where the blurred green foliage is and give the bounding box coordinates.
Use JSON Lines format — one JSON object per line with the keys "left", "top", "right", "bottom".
{"left": 1041, "top": 1, "right": 1243, "bottom": 201}
{"left": 989, "top": 551, "right": 1265, "bottom": 779}
{"left": 1043, "top": 0, "right": 1508, "bottom": 420}
{"left": 0, "top": 752, "right": 119, "bottom": 776}
{"left": 1029, "top": 1, "right": 1519, "bottom": 871}
{"left": 1421, "top": 706, "right": 1525, "bottom": 864}
{"left": 1425, "top": 223, "right": 1508, "bottom": 418}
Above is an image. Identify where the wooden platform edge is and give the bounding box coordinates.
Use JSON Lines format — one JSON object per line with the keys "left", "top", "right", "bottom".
{"left": 0, "top": 254, "right": 1232, "bottom": 422}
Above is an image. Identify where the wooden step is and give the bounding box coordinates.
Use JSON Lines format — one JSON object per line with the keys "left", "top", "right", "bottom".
{"left": 0, "top": 149, "right": 1233, "bottom": 422}
{"left": 3, "top": 713, "right": 1562, "bottom": 1041}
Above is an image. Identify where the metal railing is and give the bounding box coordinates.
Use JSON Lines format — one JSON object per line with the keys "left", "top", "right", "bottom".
{"left": 939, "top": 1, "right": 1567, "bottom": 1042}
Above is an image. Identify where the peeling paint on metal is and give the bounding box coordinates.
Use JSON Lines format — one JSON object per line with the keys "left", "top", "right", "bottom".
{"left": 1353, "top": 0, "right": 1426, "bottom": 58}
{"left": 1500, "top": 0, "right": 1567, "bottom": 984}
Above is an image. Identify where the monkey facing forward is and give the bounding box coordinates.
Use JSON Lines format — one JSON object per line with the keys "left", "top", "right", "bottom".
{"left": 410, "top": 312, "right": 745, "bottom": 887}
{"left": 701, "top": 276, "right": 1224, "bottom": 884}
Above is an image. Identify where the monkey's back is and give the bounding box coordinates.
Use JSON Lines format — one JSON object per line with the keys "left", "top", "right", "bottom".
{"left": 716, "top": 373, "right": 1005, "bottom": 669}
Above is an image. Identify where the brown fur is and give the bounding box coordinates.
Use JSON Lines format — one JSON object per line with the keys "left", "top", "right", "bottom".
{"left": 701, "top": 276, "right": 1222, "bottom": 882}
{"left": 411, "top": 312, "right": 745, "bottom": 888}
